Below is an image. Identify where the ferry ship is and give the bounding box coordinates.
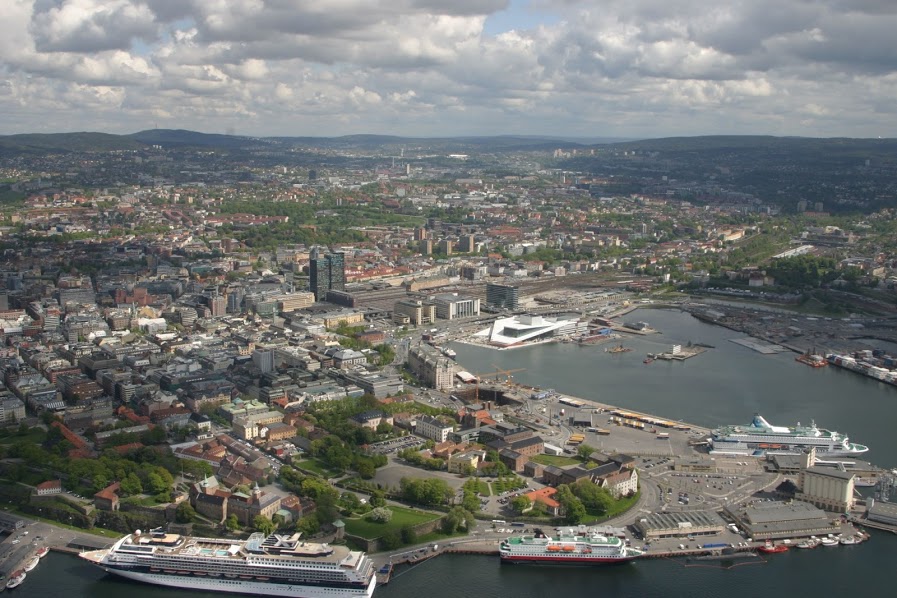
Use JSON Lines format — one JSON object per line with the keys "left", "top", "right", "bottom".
{"left": 80, "top": 529, "right": 376, "bottom": 598}
{"left": 710, "top": 414, "right": 868, "bottom": 457}
{"left": 499, "top": 528, "right": 643, "bottom": 565}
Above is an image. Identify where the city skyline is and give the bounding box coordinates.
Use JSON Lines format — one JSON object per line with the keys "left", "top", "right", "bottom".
{"left": 2, "top": 0, "right": 896, "bottom": 139}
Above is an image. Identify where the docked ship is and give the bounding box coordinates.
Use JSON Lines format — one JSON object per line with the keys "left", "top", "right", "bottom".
{"left": 23, "top": 556, "right": 39, "bottom": 572}
{"left": 5, "top": 570, "right": 25, "bottom": 589}
{"left": 710, "top": 414, "right": 869, "bottom": 457}
{"left": 80, "top": 529, "right": 376, "bottom": 598}
{"left": 36, "top": 547, "right": 49, "bottom": 558}
{"left": 757, "top": 542, "right": 788, "bottom": 554}
{"left": 499, "top": 528, "right": 643, "bottom": 565}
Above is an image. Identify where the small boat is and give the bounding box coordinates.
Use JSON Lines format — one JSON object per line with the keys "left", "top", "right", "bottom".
{"left": 6, "top": 570, "right": 26, "bottom": 589}
{"left": 23, "top": 557, "right": 39, "bottom": 572}
{"left": 36, "top": 547, "right": 50, "bottom": 559}
{"left": 796, "top": 539, "right": 819, "bottom": 549}
{"left": 839, "top": 536, "right": 860, "bottom": 546}
{"left": 643, "top": 358, "right": 653, "bottom": 364}
{"left": 606, "top": 345, "right": 632, "bottom": 354}
{"left": 820, "top": 537, "right": 839, "bottom": 547}
{"left": 757, "top": 543, "right": 788, "bottom": 554}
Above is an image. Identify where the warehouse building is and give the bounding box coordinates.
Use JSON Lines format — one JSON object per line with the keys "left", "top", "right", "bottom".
{"left": 633, "top": 510, "right": 726, "bottom": 540}
{"left": 725, "top": 500, "right": 838, "bottom": 540}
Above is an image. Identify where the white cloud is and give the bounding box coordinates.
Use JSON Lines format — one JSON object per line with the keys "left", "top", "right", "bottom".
{"left": 0, "top": 0, "right": 894, "bottom": 136}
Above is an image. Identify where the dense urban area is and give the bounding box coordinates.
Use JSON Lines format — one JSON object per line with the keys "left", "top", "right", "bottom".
{"left": 1, "top": 130, "right": 897, "bottom": 587}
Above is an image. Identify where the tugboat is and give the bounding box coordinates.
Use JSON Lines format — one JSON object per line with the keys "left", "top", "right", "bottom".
{"left": 757, "top": 542, "right": 789, "bottom": 554}
{"left": 796, "top": 349, "right": 827, "bottom": 368}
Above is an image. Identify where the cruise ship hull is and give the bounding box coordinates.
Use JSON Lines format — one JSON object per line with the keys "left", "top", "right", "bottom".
{"left": 501, "top": 554, "right": 638, "bottom": 565}
{"left": 710, "top": 414, "right": 868, "bottom": 458}
{"left": 93, "top": 565, "right": 377, "bottom": 598}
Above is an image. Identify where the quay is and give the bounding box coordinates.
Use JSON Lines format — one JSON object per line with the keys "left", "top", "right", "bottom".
{"left": 652, "top": 346, "right": 705, "bottom": 361}
{"left": 729, "top": 337, "right": 788, "bottom": 354}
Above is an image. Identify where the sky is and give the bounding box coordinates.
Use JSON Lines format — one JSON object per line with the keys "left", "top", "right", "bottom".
{"left": 1, "top": 0, "right": 895, "bottom": 138}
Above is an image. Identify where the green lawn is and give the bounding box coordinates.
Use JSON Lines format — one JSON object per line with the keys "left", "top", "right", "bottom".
{"left": 0, "top": 428, "right": 48, "bottom": 445}
{"left": 466, "top": 480, "right": 490, "bottom": 496}
{"left": 530, "top": 454, "right": 581, "bottom": 467}
{"left": 294, "top": 459, "right": 338, "bottom": 477}
{"left": 0, "top": 506, "right": 121, "bottom": 538}
{"left": 579, "top": 491, "right": 641, "bottom": 524}
{"left": 342, "top": 505, "right": 440, "bottom": 540}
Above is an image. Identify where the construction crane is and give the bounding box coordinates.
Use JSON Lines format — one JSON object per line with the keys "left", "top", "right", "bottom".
{"left": 471, "top": 365, "right": 525, "bottom": 402}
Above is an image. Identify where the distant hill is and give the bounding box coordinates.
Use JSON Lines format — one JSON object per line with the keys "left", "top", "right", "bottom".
{"left": 0, "top": 129, "right": 892, "bottom": 157}
{"left": 0, "top": 132, "right": 144, "bottom": 154}
{"left": 605, "top": 135, "right": 897, "bottom": 155}
{"left": 129, "top": 129, "right": 262, "bottom": 149}
{"left": 269, "top": 134, "right": 599, "bottom": 151}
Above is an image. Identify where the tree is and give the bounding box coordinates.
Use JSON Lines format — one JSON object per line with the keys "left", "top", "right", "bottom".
{"left": 225, "top": 514, "right": 240, "bottom": 532}
{"left": 441, "top": 506, "right": 475, "bottom": 534}
{"left": 339, "top": 492, "right": 362, "bottom": 513}
{"left": 510, "top": 495, "right": 532, "bottom": 514}
{"left": 146, "top": 472, "right": 168, "bottom": 494}
{"left": 400, "top": 477, "right": 452, "bottom": 506}
{"left": 369, "top": 491, "right": 386, "bottom": 508}
{"left": 355, "top": 459, "right": 376, "bottom": 479}
{"left": 556, "top": 485, "right": 586, "bottom": 524}
{"left": 254, "top": 515, "right": 276, "bottom": 536}
{"left": 369, "top": 507, "right": 393, "bottom": 523}
{"left": 461, "top": 490, "right": 480, "bottom": 513}
{"left": 571, "top": 480, "right": 614, "bottom": 515}
{"left": 176, "top": 502, "right": 197, "bottom": 524}
{"left": 296, "top": 514, "right": 321, "bottom": 536}
{"left": 577, "top": 444, "right": 596, "bottom": 462}
{"left": 380, "top": 529, "right": 402, "bottom": 551}
{"left": 400, "top": 524, "right": 417, "bottom": 545}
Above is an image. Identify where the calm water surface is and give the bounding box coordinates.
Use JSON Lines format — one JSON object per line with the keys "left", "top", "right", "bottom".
{"left": 25, "top": 310, "right": 897, "bottom": 596}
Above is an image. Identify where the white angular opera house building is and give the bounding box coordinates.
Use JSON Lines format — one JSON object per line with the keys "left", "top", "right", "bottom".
{"left": 475, "top": 314, "right": 587, "bottom": 348}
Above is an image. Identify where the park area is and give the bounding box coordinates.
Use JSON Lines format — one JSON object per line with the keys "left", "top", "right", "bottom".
{"left": 342, "top": 505, "right": 441, "bottom": 539}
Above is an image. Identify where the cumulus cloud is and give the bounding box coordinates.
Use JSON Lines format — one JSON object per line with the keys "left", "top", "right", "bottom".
{"left": 0, "top": 0, "right": 894, "bottom": 136}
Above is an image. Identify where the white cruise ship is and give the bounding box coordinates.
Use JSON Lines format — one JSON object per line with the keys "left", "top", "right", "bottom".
{"left": 80, "top": 530, "right": 376, "bottom": 598}
{"left": 710, "top": 414, "right": 869, "bottom": 457}
{"left": 500, "top": 528, "right": 643, "bottom": 565}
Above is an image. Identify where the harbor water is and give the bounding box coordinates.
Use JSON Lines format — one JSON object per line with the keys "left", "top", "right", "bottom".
{"left": 23, "top": 309, "right": 897, "bottom": 596}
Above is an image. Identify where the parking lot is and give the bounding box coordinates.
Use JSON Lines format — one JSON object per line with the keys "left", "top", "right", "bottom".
{"left": 365, "top": 436, "right": 426, "bottom": 456}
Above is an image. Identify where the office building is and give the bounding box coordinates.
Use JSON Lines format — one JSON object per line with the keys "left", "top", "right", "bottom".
{"left": 432, "top": 293, "right": 480, "bottom": 320}
{"left": 486, "top": 283, "right": 519, "bottom": 310}
{"left": 309, "top": 249, "right": 346, "bottom": 301}
{"left": 393, "top": 299, "right": 436, "bottom": 326}
{"left": 408, "top": 343, "right": 456, "bottom": 390}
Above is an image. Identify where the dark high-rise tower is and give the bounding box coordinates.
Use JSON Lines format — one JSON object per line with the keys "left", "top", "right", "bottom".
{"left": 309, "top": 248, "right": 346, "bottom": 300}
